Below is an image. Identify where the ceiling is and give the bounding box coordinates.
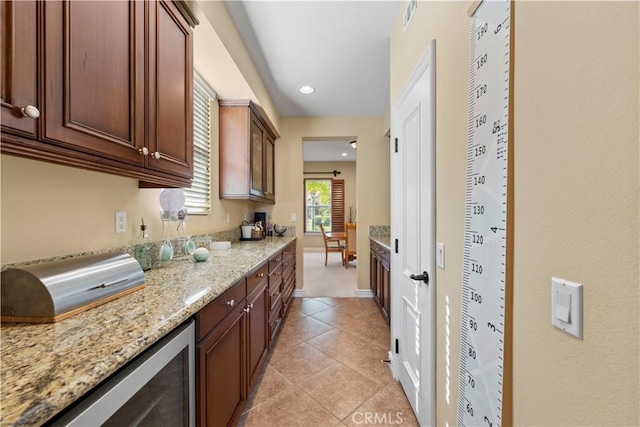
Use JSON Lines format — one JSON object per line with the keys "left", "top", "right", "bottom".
{"left": 302, "top": 140, "right": 357, "bottom": 162}
{"left": 224, "top": 1, "right": 402, "bottom": 118}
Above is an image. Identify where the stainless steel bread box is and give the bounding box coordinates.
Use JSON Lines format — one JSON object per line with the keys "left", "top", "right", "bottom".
{"left": 1, "top": 252, "right": 145, "bottom": 323}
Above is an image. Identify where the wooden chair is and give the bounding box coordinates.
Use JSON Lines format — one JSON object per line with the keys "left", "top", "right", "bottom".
{"left": 319, "top": 223, "right": 345, "bottom": 266}
{"left": 344, "top": 223, "right": 357, "bottom": 269}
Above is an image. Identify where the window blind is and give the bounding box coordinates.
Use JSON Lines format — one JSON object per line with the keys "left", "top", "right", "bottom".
{"left": 331, "top": 179, "right": 345, "bottom": 232}
{"left": 184, "top": 71, "right": 216, "bottom": 215}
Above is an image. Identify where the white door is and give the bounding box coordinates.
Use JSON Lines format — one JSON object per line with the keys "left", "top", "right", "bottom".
{"left": 390, "top": 40, "right": 436, "bottom": 426}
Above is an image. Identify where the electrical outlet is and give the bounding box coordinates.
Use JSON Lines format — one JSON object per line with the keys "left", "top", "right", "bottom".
{"left": 115, "top": 212, "right": 127, "bottom": 234}
{"left": 290, "top": 213, "right": 297, "bottom": 222}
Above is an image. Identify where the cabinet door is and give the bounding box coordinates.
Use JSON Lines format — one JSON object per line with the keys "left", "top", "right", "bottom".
{"left": 370, "top": 247, "right": 378, "bottom": 296}
{"left": 250, "top": 117, "right": 264, "bottom": 197}
{"left": 198, "top": 303, "right": 247, "bottom": 427}
{"left": 247, "top": 283, "right": 268, "bottom": 388}
{"left": 381, "top": 258, "right": 391, "bottom": 325}
{"left": 1, "top": 0, "right": 38, "bottom": 138}
{"left": 147, "top": 0, "right": 193, "bottom": 179}
{"left": 265, "top": 135, "right": 275, "bottom": 201}
{"left": 42, "top": 0, "right": 145, "bottom": 166}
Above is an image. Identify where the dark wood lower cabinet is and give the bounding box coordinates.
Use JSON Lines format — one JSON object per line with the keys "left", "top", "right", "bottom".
{"left": 246, "top": 280, "right": 268, "bottom": 388}
{"left": 197, "top": 301, "right": 247, "bottom": 427}
{"left": 370, "top": 240, "right": 391, "bottom": 326}
{"left": 196, "top": 240, "right": 297, "bottom": 427}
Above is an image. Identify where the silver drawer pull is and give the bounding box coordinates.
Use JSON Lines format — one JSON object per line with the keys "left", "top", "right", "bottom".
{"left": 91, "top": 278, "right": 127, "bottom": 290}
{"left": 227, "top": 299, "right": 235, "bottom": 307}
{"left": 257, "top": 272, "right": 265, "bottom": 278}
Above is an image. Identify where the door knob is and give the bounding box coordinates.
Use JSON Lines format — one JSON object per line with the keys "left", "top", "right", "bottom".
{"left": 139, "top": 147, "right": 149, "bottom": 156}
{"left": 409, "top": 271, "right": 429, "bottom": 284}
{"left": 152, "top": 151, "right": 161, "bottom": 159}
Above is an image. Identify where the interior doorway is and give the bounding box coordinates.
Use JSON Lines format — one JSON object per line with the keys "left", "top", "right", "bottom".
{"left": 301, "top": 139, "right": 358, "bottom": 298}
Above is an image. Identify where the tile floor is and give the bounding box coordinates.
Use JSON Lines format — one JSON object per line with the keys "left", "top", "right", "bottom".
{"left": 238, "top": 297, "right": 419, "bottom": 427}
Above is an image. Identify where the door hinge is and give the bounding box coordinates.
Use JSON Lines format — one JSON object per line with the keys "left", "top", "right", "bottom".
{"left": 395, "top": 338, "right": 399, "bottom": 354}
{"left": 394, "top": 138, "right": 398, "bottom": 153}
{"left": 395, "top": 239, "right": 399, "bottom": 254}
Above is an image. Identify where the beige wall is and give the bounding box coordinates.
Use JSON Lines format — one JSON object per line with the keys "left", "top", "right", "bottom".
{"left": 303, "top": 161, "right": 357, "bottom": 249}
{"left": 198, "top": 1, "right": 280, "bottom": 133}
{"left": 1, "top": 12, "right": 276, "bottom": 265}
{"left": 269, "top": 117, "right": 390, "bottom": 291}
{"left": 390, "top": 1, "right": 639, "bottom": 425}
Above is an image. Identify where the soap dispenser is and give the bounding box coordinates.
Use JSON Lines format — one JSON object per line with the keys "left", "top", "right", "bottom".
{"left": 134, "top": 218, "right": 152, "bottom": 271}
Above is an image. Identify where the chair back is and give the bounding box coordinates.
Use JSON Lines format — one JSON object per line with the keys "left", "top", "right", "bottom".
{"left": 319, "top": 223, "right": 329, "bottom": 248}
{"left": 345, "top": 223, "right": 357, "bottom": 260}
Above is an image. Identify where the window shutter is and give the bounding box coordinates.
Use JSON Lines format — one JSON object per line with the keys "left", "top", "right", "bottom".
{"left": 184, "top": 71, "right": 215, "bottom": 215}
{"left": 331, "top": 179, "right": 345, "bottom": 232}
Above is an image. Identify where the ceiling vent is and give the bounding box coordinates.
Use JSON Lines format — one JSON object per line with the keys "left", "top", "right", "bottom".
{"left": 403, "top": 0, "right": 417, "bottom": 34}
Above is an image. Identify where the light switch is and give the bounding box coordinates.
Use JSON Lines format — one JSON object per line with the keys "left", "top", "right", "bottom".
{"left": 551, "top": 277, "right": 583, "bottom": 339}
{"left": 555, "top": 290, "right": 571, "bottom": 322}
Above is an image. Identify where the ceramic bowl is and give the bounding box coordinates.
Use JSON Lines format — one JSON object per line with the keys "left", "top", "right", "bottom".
{"left": 193, "top": 247, "right": 210, "bottom": 262}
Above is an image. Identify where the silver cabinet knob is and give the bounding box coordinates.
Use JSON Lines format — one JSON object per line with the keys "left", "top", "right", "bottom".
{"left": 20, "top": 105, "right": 40, "bottom": 119}
{"left": 226, "top": 299, "right": 235, "bottom": 307}
{"left": 139, "top": 147, "right": 149, "bottom": 156}
{"left": 152, "top": 152, "right": 161, "bottom": 160}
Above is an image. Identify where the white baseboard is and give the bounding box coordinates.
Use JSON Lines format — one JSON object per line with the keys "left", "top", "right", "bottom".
{"left": 356, "top": 289, "right": 374, "bottom": 298}
{"left": 292, "top": 289, "right": 305, "bottom": 297}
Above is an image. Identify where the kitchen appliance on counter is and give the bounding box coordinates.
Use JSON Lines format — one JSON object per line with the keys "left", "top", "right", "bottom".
{"left": 51, "top": 321, "right": 195, "bottom": 426}
{"left": 1, "top": 252, "right": 145, "bottom": 323}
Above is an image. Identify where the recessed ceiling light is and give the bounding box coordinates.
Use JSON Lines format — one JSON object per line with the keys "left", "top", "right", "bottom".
{"left": 341, "top": 152, "right": 348, "bottom": 157}
{"left": 299, "top": 85, "right": 315, "bottom": 94}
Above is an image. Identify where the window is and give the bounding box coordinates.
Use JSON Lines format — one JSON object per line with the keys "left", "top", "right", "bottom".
{"left": 304, "top": 179, "right": 345, "bottom": 233}
{"left": 184, "top": 71, "right": 216, "bottom": 215}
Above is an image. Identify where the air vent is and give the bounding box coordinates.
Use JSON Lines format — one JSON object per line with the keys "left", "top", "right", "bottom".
{"left": 403, "top": 0, "right": 417, "bottom": 33}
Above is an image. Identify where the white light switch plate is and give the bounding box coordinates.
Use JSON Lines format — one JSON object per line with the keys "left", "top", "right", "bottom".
{"left": 436, "top": 243, "right": 445, "bottom": 269}
{"left": 551, "top": 277, "right": 583, "bottom": 339}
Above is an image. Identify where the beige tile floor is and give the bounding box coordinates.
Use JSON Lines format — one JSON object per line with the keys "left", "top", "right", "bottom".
{"left": 238, "top": 297, "right": 419, "bottom": 427}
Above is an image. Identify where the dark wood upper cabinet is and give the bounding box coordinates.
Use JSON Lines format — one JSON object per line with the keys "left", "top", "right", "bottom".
{"left": 1, "top": 0, "right": 39, "bottom": 138}
{"left": 0, "top": 0, "right": 196, "bottom": 188}
{"left": 219, "top": 100, "right": 279, "bottom": 204}
{"left": 146, "top": 0, "right": 193, "bottom": 180}
{"left": 42, "top": 0, "right": 145, "bottom": 166}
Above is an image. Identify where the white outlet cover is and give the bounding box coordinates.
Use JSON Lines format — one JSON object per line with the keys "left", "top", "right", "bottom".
{"left": 290, "top": 213, "right": 297, "bottom": 222}
{"left": 115, "top": 212, "right": 127, "bottom": 234}
{"left": 551, "top": 277, "right": 583, "bottom": 339}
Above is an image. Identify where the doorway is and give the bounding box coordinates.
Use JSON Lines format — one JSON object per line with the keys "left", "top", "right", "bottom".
{"left": 390, "top": 40, "right": 436, "bottom": 426}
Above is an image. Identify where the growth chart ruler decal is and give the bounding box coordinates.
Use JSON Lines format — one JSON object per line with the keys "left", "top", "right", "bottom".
{"left": 458, "top": 1, "right": 513, "bottom": 426}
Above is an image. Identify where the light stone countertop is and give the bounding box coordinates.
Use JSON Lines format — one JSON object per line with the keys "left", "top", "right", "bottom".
{"left": 0, "top": 236, "right": 295, "bottom": 427}
{"left": 370, "top": 235, "right": 391, "bottom": 251}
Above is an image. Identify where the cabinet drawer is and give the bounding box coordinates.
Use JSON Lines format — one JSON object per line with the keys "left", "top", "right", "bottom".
{"left": 268, "top": 251, "right": 283, "bottom": 272}
{"left": 268, "top": 282, "right": 281, "bottom": 314}
{"left": 371, "top": 241, "right": 390, "bottom": 263}
{"left": 247, "top": 263, "right": 268, "bottom": 295}
{"left": 197, "top": 279, "right": 246, "bottom": 341}
{"left": 269, "top": 303, "right": 283, "bottom": 343}
{"left": 281, "top": 244, "right": 295, "bottom": 260}
{"left": 268, "top": 264, "right": 283, "bottom": 290}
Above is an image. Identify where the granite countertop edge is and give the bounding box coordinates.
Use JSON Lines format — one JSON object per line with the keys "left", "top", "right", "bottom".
{"left": 370, "top": 235, "right": 391, "bottom": 250}
{"left": 0, "top": 236, "right": 295, "bottom": 427}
